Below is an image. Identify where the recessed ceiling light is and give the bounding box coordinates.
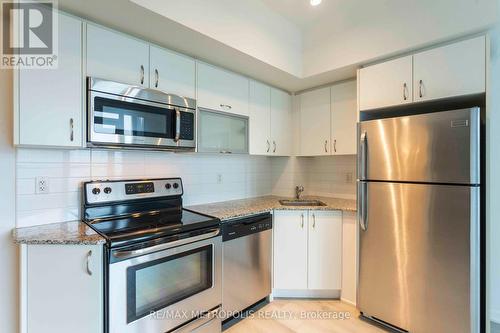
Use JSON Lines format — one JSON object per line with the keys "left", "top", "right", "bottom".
{"left": 310, "top": 0, "right": 322, "bottom": 6}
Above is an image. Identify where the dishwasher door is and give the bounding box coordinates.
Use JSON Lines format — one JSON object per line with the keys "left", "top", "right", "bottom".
{"left": 222, "top": 214, "right": 272, "bottom": 316}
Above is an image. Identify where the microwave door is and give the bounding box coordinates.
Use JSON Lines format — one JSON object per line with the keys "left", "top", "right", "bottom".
{"left": 358, "top": 107, "right": 480, "bottom": 184}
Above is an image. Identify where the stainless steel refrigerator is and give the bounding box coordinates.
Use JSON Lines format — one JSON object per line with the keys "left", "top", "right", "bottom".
{"left": 357, "top": 108, "right": 481, "bottom": 333}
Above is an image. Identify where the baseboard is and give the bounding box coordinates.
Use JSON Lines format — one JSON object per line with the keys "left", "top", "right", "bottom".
{"left": 341, "top": 297, "right": 356, "bottom": 307}
{"left": 272, "top": 289, "right": 341, "bottom": 299}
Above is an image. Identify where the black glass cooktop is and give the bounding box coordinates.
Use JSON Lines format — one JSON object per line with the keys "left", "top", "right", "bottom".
{"left": 86, "top": 208, "right": 219, "bottom": 247}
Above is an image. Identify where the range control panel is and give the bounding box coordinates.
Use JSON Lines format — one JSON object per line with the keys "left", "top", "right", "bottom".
{"left": 85, "top": 178, "right": 183, "bottom": 205}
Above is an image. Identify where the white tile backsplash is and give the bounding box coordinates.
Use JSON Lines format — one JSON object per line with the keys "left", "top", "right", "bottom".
{"left": 15, "top": 148, "right": 356, "bottom": 227}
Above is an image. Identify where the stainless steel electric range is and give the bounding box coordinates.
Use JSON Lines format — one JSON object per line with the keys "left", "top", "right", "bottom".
{"left": 83, "top": 178, "right": 222, "bottom": 333}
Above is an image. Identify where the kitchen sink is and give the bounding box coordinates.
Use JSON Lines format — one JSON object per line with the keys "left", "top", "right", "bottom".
{"left": 279, "top": 199, "right": 327, "bottom": 207}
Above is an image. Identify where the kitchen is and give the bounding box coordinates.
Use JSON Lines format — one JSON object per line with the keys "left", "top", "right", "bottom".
{"left": 0, "top": 0, "right": 499, "bottom": 333}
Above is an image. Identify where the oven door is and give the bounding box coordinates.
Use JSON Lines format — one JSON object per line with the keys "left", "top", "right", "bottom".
{"left": 108, "top": 231, "right": 222, "bottom": 333}
{"left": 88, "top": 90, "right": 195, "bottom": 149}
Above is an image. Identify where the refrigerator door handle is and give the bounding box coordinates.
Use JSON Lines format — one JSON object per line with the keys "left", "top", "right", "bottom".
{"left": 360, "top": 131, "right": 368, "bottom": 180}
{"left": 358, "top": 181, "right": 368, "bottom": 231}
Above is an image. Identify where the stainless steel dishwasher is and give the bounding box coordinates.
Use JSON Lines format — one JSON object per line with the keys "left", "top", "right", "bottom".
{"left": 222, "top": 213, "right": 272, "bottom": 318}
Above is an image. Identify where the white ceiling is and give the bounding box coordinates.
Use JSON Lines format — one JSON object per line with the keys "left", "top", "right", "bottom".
{"left": 260, "top": 0, "right": 342, "bottom": 29}
{"left": 59, "top": 0, "right": 497, "bottom": 92}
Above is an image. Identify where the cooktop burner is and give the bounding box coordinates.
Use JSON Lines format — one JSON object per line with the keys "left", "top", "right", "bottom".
{"left": 82, "top": 178, "right": 220, "bottom": 247}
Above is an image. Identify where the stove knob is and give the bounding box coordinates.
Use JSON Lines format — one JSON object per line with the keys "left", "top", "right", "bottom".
{"left": 104, "top": 187, "right": 112, "bottom": 194}
{"left": 173, "top": 183, "right": 179, "bottom": 189}
{"left": 92, "top": 188, "right": 101, "bottom": 195}
{"left": 165, "top": 183, "right": 171, "bottom": 190}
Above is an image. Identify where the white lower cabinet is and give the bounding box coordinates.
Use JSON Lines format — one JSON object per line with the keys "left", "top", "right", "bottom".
{"left": 273, "top": 210, "right": 342, "bottom": 295}
{"left": 22, "top": 244, "right": 103, "bottom": 333}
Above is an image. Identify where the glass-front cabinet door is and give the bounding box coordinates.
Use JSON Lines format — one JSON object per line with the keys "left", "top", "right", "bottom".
{"left": 198, "top": 109, "right": 248, "bottom": 153}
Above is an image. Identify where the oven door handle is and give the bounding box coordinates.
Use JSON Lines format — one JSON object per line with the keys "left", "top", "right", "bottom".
{"left": 112, "top": 228, "right": 220, "bottom": 260}
{"left": 170, "top": 306, "right": 220, "bottom": 333}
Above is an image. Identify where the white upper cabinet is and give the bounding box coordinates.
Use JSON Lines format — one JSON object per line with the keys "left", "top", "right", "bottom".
{"left": 270, "top": 88, "right": 292, "bottom": 156}
{"left": 16, "top": 13, "right": 83, "bottom": 147}
{"left": 86, "top": 24, "right": 149, "bottom": 86}
{"left": 299, "top": 87, "right": 331, "bottom": 156}
{"left": 273, "top": 210, "right": 308, "bottom": 290}
{"left": 196, "top": 62, "right": 249, "bottom": 116}
{"left": 249, "top": 81, "right": 272, "bottom": 155}
{"left": 413, "top": 36, "right": 486, "bottom": 102}
{"left": 359, "top": 56, "right": 413, "bottom": 111}
{"left": 308, "top": 210, "right": 342, "bottom": 290}
{"left": 149, "top": 45, "right": 196, "bottom": 99}
{"left": 331, "top": 81, "right": 357, "bottom": 155}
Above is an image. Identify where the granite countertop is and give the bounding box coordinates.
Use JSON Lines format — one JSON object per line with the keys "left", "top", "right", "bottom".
{"left": 186, "top": 195, "right": 356, "bottom": 221}
{"left": 13, "top": 221, "right": 106, "bottom": 245}
{"left": 13, "top": 195, "right": 356, "bottom": 245}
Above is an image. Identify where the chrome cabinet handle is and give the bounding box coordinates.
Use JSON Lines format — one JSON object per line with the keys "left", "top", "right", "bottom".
{"left": 154, "top": 69, "right": 159, "bottom": 88}
{"left": 358, "top": 182, "right": 368, "bottom": 231}
{"left": 86, "top": 250, "right": 93, "bottom": 276}
{"left": 219, "top": 150, "right": 232, "bottom": 154}
{"left": 140, "top": 65, "right": 145, "bottom": 85}
{"left": 266, "top": 140, "right": 270, "bottom": 153}
{"left": 273, "top": 141, "right": 276, "bottom": 153}
{"left": 312, "top": 213, "right": 316, "bottom": 228}
{"left": 419, "top": 80, "right": 423, "bottom": 98}
{"left": 220, "top": 104, "right": 232, "bottom": 110}
{"left": 174, "top": 108, "right": 181, "bottom": 142}
{"left": 360, "top": 131, "right": 367, "bottom": 180}
{"left": 324, "top": 140, "right": 328, "bottom": 153}
{"left": 334, "top": 139, "right": 337, "bottom": 153}
{"left": 69, "top": 118, "right": 74, "bottom": 142}
{"left": 300, "top": 214, "right": 304, "bottom": 228}
{"left": 403, "top": 82, "right": 408, "bottom": 101}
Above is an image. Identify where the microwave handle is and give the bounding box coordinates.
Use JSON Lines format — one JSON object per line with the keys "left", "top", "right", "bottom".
{"left": 174, "top": 108, "right": 181, "bottom": 142}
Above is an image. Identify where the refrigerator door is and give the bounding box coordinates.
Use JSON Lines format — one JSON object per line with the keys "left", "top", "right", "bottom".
{"left": 357, "top": 181, "right": 480, "bottom": 333}
{"left": 358, "top": 108, "right": 480, "bottom": 184}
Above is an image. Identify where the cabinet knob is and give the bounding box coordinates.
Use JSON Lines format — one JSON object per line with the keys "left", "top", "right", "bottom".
{"left": 403, "top": 82, "right": 408, "bottom": 101}
{"left": 154, "top": 69, "right": 159, "bottom": 88}
{"left": 220, "top": 104, "right": 232, "bottom": 110}
{"left": 266, "top": 140, "right": 270, "bottom": 153}
{"left": 300, "top": 214, "right": 304, "bottom": 228}
{"left": 140, "top": 65, "right": 145, "bottom": 85}
{"left": 324, "top": 140, "right": 328, "bottom": 153}
{"left": 419, "top": 80, "right": 424, "bottom": 98}
{"left": 334, "top": 139, "right": 337, "bottom": 153}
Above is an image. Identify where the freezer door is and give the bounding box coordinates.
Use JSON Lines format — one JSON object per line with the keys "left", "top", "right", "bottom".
{"left": 358, "top": 108, "right": 480, "bottom": 184}
{"left": 357, "top": 181, "right": 480, "bottom": 333}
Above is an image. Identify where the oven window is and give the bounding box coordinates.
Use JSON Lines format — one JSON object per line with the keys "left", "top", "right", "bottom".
{"left": 126, "top": 245, "right": 213, "bottom": 323}
{"left": 93, "top": 96, "right": 175, "bottom": 139}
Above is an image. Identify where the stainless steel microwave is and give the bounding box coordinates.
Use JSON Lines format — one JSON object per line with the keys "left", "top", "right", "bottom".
{"left": 87, "top": 77, "right": 196, "bottom": 151}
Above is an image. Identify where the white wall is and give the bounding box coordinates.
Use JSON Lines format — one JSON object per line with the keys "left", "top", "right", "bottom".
{"left": 130, "top": 0, "right": 303, "bottom": 77}
{"left": 271, "top": 156, "right": 357, "bottom": 199}
{"left": 16, "top": 149, "right": 273, "bottom": 227}
{"left": 0, "top": 69, "right": 19, "bottom": 333}
{"left": 488, "top": 22, "right": 500, "bottom": 326}
{"left": 303, "top": 0, "right": 498, "bottom": 77}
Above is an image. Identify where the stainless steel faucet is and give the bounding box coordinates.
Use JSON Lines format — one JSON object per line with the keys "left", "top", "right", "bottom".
{"left": 295, "top": 185, "right": 304, "bottom": 200}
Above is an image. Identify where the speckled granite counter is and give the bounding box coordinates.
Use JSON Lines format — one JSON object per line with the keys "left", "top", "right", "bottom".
{"left": 13, "top": 221, "right": 106, "bottom": 245}
{"left": 186, "top": 195, "right": 356, "bottom": 221}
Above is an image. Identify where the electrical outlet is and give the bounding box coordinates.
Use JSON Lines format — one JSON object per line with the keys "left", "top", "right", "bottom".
{"left": 36, "top": 177, "right": 49, "bottom": 194}
{"left": 216, "top": 174, "right": 223, "bottom": 184}
{"left": 345, "top": 172, "right": 353, "bottom": 184}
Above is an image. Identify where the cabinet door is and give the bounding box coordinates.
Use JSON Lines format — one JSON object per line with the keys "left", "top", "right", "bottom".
{"left": 197, "top": 62, "right": 249, "bottom": 116}
{"left": 331, "top": 81, "right": 357, "bottom": 155}
{"left": 273, "top": 210, "right": 308, "bottom": 290}
{"left": 299, "top": 87, "right": 331, "bottom": 156}
{"left": 198, "top": 109, "right": 248, "bottom": 153}
{"left": 26, "top": 245, "right": 103, "bottom": 333}
{"left": 308, "top": 210, "right": 342, "bottom": 290}
{"left": 249, "top": 81, "right": 271, "bottom": 155}
{"left": 413, "top": 36, "right": 486, "bottom": 102}
{"left": 86, "top": 24, "right": 149, "bottom": 86}
{"left": 359, "top": 56, "right": 413, "bottom": 111}
{"left": 341, "top": 211, "right": 357, "bottom": 305}
{"left": 18, "top": 13, "right": 83, "bottom": 147}
{"left": 270, "top": 88, "right": 292, "bottom": 156}
{"left": 150, "top": 45, "right": 196, "bottom": 99}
